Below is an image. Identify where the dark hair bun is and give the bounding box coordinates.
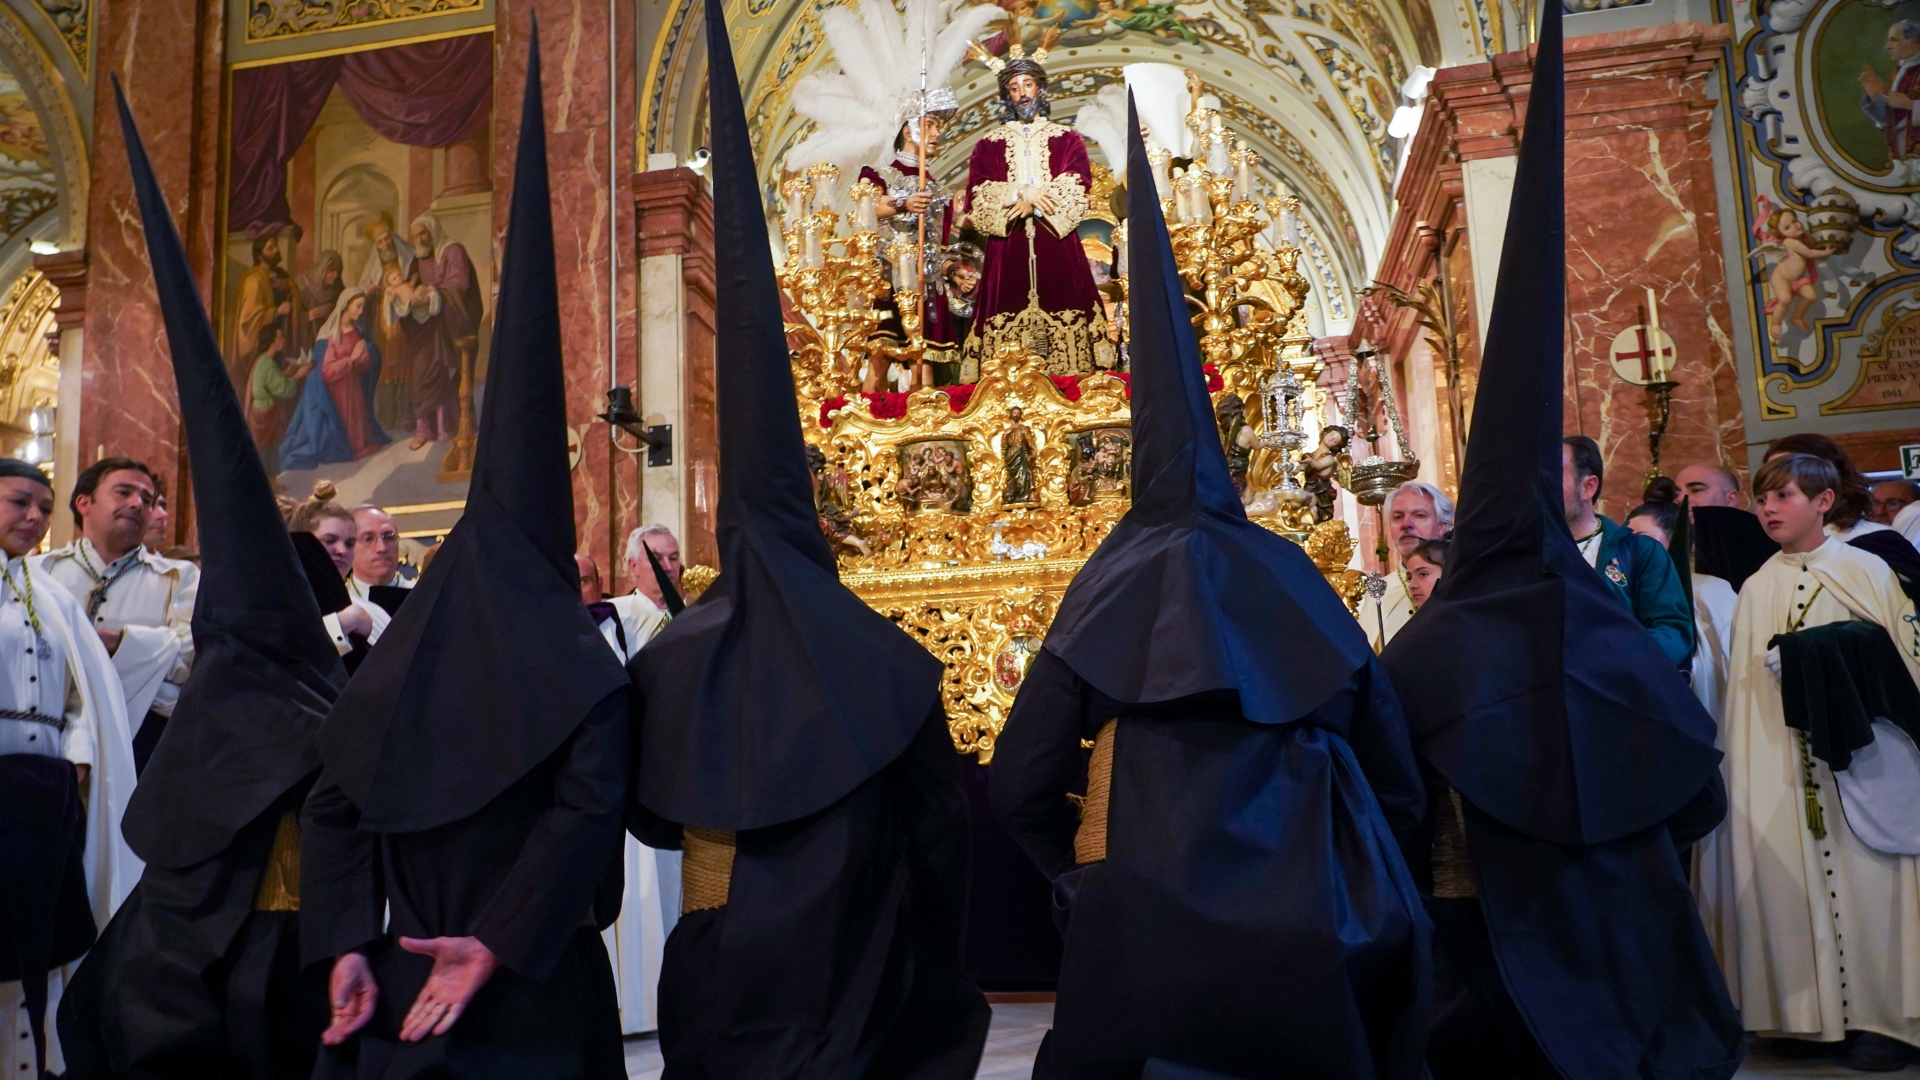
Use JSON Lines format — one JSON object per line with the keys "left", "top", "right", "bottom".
{"left": 1641, "top": 475, "right": 1680, "bottom": 505}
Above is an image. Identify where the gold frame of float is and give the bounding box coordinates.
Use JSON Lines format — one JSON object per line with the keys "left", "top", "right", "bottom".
{"left": 819, "top": 344, "right": 1133, "bottom": 763}
{"left": 673, "top": 342, "right": 1372, "bottom": 764}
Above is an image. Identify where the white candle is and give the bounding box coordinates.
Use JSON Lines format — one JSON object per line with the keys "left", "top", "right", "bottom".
{"left": 1646, "top": 285, "right": 1671, "bottom": 381}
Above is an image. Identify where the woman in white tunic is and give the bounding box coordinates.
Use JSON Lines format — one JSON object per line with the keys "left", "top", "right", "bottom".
{"left": 1703, "top": 453, "right": 1920, "bottom": 1069}
{"left": 0, "top": 460, "right": 136, "bottom": 1076}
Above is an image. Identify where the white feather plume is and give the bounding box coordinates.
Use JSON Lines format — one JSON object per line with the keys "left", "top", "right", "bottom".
{"left": 1073, "top": 83, "right": 1130, "bottom": 171}
{"left": 786, "top": 0, "right": 1003, "bottom": 186}
{"left": 1124, "top": 63, "right": 1193, "bottom": 158}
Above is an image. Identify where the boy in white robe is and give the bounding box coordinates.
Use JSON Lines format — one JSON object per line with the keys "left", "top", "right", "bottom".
{"left": 1702, "top": 452, "right": 1920, "bottom": 1071}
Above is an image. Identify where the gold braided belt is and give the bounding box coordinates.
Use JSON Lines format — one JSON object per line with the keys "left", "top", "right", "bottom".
{"left": 253, "top": 812, "right": 302, "bottom": 912}
{"left": 1431, "top": 788, "right": 1477, "bottom": 899}
{"left": 1073, "top": 719, "right": 1117, "bottom": 866}
{"left": 682, "top": 827, "right": 737, "bottom": 914}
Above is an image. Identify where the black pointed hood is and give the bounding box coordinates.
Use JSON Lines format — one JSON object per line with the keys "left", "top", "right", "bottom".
{"left": 629, "top": 0, "right": 942, "bottom": 832}
{"left": 1691, "top": 505, "right": 1776, "bottom": 592}
{"left": 112, "top": 78, "right": 345, "bottom": 869}
{"left": 1381, "top": 6, "right": 1720, "bottom": 847}
{"left": 317, "top": 24, "right": 628, "bottom": 833}
{"left": 1038, "top": 98, "right": 1370, "bottom": 722}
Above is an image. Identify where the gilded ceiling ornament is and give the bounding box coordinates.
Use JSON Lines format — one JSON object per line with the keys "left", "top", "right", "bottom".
{"left": 243, "top": 0, "right": 484, "bottom": 43}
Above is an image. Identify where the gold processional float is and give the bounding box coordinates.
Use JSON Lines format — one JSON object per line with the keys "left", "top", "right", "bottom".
{"left": 687, "top": 85, "right": 1420, "bottom": 761}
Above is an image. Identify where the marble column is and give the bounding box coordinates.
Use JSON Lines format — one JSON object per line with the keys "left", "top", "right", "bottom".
{"left": 1369, "top": 23, "right": 1745, "bottom": 518}
{"left": 494, "top": 0, "right": 641, "bottom": 589}
{"left": 633, "top": 166, "right": 715, "bottom": 572}
{"left": 35, "top": 248, "right": 86, "bottom": 548}
{"left": 78, "top": 0, "right": 224, "bottom": 516}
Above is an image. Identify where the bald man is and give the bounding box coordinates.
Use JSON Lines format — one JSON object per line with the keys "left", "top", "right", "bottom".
{"left": 1677, "top": 463, "right": 1742, "bottom": 508}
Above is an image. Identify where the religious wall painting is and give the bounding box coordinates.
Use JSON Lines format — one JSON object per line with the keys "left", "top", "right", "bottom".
{"left": 897, "top": 438, "right": 975, "bottom": 513}
{"left": 0, "top": 61, "right": 56, "bottom": 246}
{"left": 220, "top": 30, "right": 492, "bottom": 543}
{"left": 1065, "top": 424, "right": 1130, "bottom": 505}
{"left": 1729, "top": 0, "right": 1920, "bottom": 422}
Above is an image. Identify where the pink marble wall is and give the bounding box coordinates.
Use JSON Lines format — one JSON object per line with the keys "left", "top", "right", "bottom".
{"left": 1370, "top": 24, "right": 1747, "bottom": 519}
{"left": 80, "top": 0, "right": 225, "bottom": 533}
{"left": 1561, "top": 25, "right": 1745, "bottom": 515}
{"left": 494, "top": 0, "right": 641, "bottom": 589}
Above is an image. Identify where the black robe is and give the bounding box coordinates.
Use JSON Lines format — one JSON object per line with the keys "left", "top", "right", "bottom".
{"left": 59, "top": 784, "right": 326, "bottom": 1080}
{"left": 300, "top": 692, "right": 628, "bottom": 1080}
{"left": 992, "top": 652, "right": 1430, "bottom": 1080}
{"left": 644, "top": 709, "right": 989, "bottom": 1080}
{"left": 1419, "top": 779, "right": 1740, "bottom": 1080}
{"left": 0, "top": 754, "right": 92, "bottom": 1077}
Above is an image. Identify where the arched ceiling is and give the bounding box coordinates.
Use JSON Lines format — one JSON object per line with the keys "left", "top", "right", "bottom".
{"left": 0, "top": 0, "right": 91, "bottom": 289}
{"left": 641, "top": 0, "right": 1511, "bottom": 331}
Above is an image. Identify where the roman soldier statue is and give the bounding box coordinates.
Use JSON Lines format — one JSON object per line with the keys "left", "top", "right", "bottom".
{"left": 960, "top": 35, "right": 1113, "bottom": 380}
{"left": 786, "top": 0, "right": 1001, "bottom": 390}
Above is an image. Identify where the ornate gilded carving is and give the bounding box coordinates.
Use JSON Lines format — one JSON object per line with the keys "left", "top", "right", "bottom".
{"left": 34, "top": 0, "right": 88, "bottom": 75}
{"left": 813, "top": 342, "right": 1131, "bottom": 573}
{"left": 243, "top": 0, "right": 485, "bottom": 43}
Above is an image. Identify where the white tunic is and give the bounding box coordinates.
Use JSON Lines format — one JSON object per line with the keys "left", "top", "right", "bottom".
{"left": 1892, "top": 501, "right": 1920, "bottom": 548}
{"left": 0, "top": 554, "right": 137, "bottom": 1077}
{"left": 39, "top": 538, "right": 197, "bottom": 728}
{"left": 1699, "top": 539, "right": 1920, "bottom": 1043}
{"left": 1690, "top": 573, "right": 1738, "bottom": 723}
{"left": 596, "top": 591, "right": 677, "bottom": 1035}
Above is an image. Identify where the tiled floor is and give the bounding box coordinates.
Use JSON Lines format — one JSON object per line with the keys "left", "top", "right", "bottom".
{"left": 623, "top": 1009, "right": 1912, "bottom": 1077}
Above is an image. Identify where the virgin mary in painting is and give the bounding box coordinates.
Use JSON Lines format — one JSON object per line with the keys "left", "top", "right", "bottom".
{"left": 279, "top": 287, "right": 390, "bottom": 472}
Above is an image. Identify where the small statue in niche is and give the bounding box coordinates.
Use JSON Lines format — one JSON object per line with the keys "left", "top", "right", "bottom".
{"left": 1213, "top": 393, "right": 1253, "bottom": 495}
{"left": 1302, "top": 424, "right": 1351, "bottom": 524}
{"left": 1001, "top": 406, "right": 1039, "bottom": 506}
{"left": 896, "top": 440, "right": 973, "bottom": 513}
{"left": 806, "top": 444, "right": 869, "bottom": 555}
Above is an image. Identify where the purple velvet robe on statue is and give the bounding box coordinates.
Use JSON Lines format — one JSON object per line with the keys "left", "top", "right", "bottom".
{"left": 961, "top": 121, "right": 1107, "bottom": 378}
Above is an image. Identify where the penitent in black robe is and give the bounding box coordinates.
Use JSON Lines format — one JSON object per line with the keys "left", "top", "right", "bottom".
{"left": 992, "top": 652, "right": 1430, "bottom": 1080}
{"left": 301, "top": 693, "right": 629, "bottom": 1080}
{"left": 642, "top": 708, "right": 988, "bottom": 1080}
{"left": 59, "top": 784, "right": 327, "bottom": 1080}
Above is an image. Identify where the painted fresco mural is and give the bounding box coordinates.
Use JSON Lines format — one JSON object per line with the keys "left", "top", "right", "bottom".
{"left": 220, "top": 30, "right": 492, "bottom": 545}
{"left": 0, "top": 59, "right": 55, "bottom": 250}
{"left": 1729, "top": 0, "right": 1920, "bottom": 425}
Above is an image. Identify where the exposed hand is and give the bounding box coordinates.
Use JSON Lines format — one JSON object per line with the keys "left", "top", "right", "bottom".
{"left": 95, "top": 626, "right": 122, "bottom": 654}
{"left": 321, "top": 953, "right": 378, "bottom": 1046}
{"left": 905, "top": 191, "right": 933, "bottom": 214}
{"left": 310, "top": 305, "right": 333, "bottom": 322}
{"left": 277, "top": 301, "right": 292, "bottom": 317}
{"left": 1765, "top": 645, "right": 1782, "bottom": 681}
{"left": 1863, "top": 66, "right": 1888, "bottom": 98}
{"left": 73, "top": 763, "right": 89, "bottom": 788}
{"left": 396, "top": 936, "right": 497, "bottom": 1042}
{"left": 1023, "top": 186, "right": 1059, "bottom": 216}
{"left": 1889, "top": 91, "right": 1915, "bottom": 111}
{"left": 336, "top": 604, "right": 372, "bottom": 638}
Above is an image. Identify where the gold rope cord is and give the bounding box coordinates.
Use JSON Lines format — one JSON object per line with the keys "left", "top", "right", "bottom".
{"left": 1074, "top": 719, "right": 1118, "bottom": 866}
{"left": 1431, "top": 788, "right": 1476, "bottom": 899}
{"left": 253, "top": 812, "right": 302, "bottom": 912}
{"left": 681, "top": 827, "right": 737, "bottom": 914}
{"left": 1784, "top": 583, "right": 1828, "bottom": 840}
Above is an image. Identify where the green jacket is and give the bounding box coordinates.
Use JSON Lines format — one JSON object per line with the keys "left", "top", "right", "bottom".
{"left": 1589, "top": 515, "right": 1694, "bottom": 667}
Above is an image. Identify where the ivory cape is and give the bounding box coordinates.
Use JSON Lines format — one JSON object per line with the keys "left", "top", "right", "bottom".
{"left": 1700, "top": 537, "right": 1920, "bottom": 1042}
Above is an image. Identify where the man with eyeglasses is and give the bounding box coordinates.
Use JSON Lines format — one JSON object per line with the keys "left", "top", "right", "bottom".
{"left": 40, "top": 456, "right": 198, "bottom": 776}
{"left": 343, "top": 505, "right": 412, "bottom": 645}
